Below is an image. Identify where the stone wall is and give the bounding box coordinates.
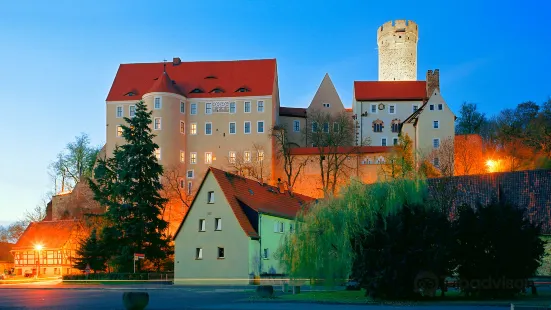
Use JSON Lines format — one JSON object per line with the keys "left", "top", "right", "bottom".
{"left": 377, "top": 20, "right": 418, "bottom": 81}
{"left": 427, "top": 169, "right": 551, "bottom": 234}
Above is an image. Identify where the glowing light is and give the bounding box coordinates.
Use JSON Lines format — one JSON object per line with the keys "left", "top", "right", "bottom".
{"left": 486, "top": 159, "right": 499, "bottom": 173}
{"left": 35, "top": 244, "right": 43, "bottom": 251}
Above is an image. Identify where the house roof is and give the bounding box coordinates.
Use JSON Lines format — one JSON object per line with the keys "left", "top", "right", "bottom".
{"left": 106, "top": 59, "right": 277, "bottom": 101}
{"left": 175, "top": 168, "right": 315, "bottom": 239}
{"left": 0, "top": 242, "right": 13, "bottom": 262}
{"left": 290, "top": 146, "right": 392, "bottom": 156}
{"left": 12, "top": 220, "right": 80, "bottom": 250}
{"left": 354, "top": 81, "right": 427, "bottom": 101}
{"left": 147, "top": 71, "right": 184, "bottom": 96}
{"left": 279, "top": 107, "right": 307, "bottom": 118}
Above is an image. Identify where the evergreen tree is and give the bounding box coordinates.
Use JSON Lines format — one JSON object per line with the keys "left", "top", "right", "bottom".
{"left": 73, "top": 228, "right": 107, "bottom": 273}
{"left": 89, "top": 100, "right": 172, "bottom": 272}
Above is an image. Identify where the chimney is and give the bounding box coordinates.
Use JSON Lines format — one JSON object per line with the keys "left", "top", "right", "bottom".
{"left": 173, "top": 57, "right": 181, "bottom": 66}
{"left": 426, "top": 69, "right": 440, "bottom": 97}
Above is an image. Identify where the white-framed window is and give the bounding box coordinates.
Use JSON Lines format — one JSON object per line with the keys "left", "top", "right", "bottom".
{"left": 244, "top": 151, "right": 251, "bottom": 163}
{"left": 129, "top": 105, "right": 136, "bottom": 118}
{"left": 187, "top": 181, "right": 192, "bottom": 195}
{"left": 257, "top": 150, "right": 264, "bottom": 163}
{"left": 263, "top": 248, "right": 269, "bottom": 259}
{"left": 230, "top": 102, "right": 236, "bottom": 114}
{"left": 180, "top": 121, "right": 185, "bottom": 134}
{"left": 229, "top": 151, "right": 236, "bottom": 164}
{"left": 438, "top": 104, "right": 443, "bottom": 110}
{"left": 389, "top": 104, "right": 396, "bottom": 114}
{"left": 322, "top": 103, "right": 330, "bottom": 108}
{"left": 393, "top": 137, "right": 399, "bottom": 145}
{"left": 191, "top": 103, "right": 197, "bottom": 115}
{"left": 413, "top": 105, "right": 419, "bottom": 112}
{"left": 433, "top": 120, "right": 439, "bottom": 129}
{"left": 208, "top": 191, "right": 215, "bottom": 204}
{"left": 154, "top": 148, "right": 161, "bottom": 160}
{"left": 190, "top": 152, "right": 197, "bottom": 164}
{"left": 434, "top": 157, "right": 440, "bottom": 168}
{"left": 179, "top": 178, "right": 185, "bottom": 189}
{"left": 205, "top": 122, "right": 212, "bottom": 135}
{"left": 196, "top": 248, "right": 203, "bottom": 260}
{"left": 154, "top": 117, "right": 161, "bottom": 130}
{"left": 333, "top": 122, "right": 339, "bottom": 133}
{"left": 214, "top": 217, "right": 222, "bottom": 230}
{"left": 433, "top": 138, "right": 440, "bottom": 148}
{"left": 312, "top": 122, "right": 318, "bottom": 132}
{"left": 257, "top": 101, "right": 264, "bottom": 113}
{"left": 180, "top": 151, "right": 185, "bottom": 163}
{"left": 190, "top": 123, "right": 197, "bottom": 135}
{"left": 116, "top": 125, "right": 123, "bottom": 137}
{"left": 293, "top": 120, "right": 300, "bottom": 132}
{"left": 430, "top": 104, "right": 435, "bottom": 111}
{"left": 381, "top": 138, "right": 387, "bottom": 146}
{"left": 244, "top": 121, "right": 251, "bottom": 134}
{"left": 244, "top": 101, "right": 251, "bottom": 113}
{"left": 116, "top": 106, "right": 123, "bottom": 118}
{"left": 371, "top": 104, "right": 377, "bottom": 114}
{"left": 205, "top": 102, "right": 212, "bottom": 115}
{"left": 217, "top": 247, "right": 225, "bottom": 259}
{"left": 205, "top": 152, "right": 212, "bottom": 164}
{"left": 274, "top": 221, "right": 284, "bottom": 233}
{"left": 229, "top": 122, "right": 236, "bottom": 134}
{"left": 154, "top": 97, "right": 161, "bottom": 109}
{"left": 180, "top": 101, "right": 185, "bottom": 114}
{"left": 187, "top": 169, "right": 194, "bottom": 179}
{"left": 199, "top": 219, "right": 206, "bottom": 232}
{"left": 257, "top": 121, "right": 264, "bottom": 133}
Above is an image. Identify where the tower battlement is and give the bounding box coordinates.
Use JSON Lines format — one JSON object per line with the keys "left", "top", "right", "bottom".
{"left": 377, "top": 20, "right": 418, "bottom": 43}
{"left": 377, "top": 20, "right": 418, "bottom": 81}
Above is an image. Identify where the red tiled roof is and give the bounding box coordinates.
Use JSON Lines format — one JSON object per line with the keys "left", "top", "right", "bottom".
{"left": 354, "top": 81, "right": 427, "bottom": 101}
{"left": 107, "top": 59, "right": 277, "bottom": 101}
{"left": 290, "top": 146, "right": 392, "bottom": 156}
{"left": 0, "top": 242, "right": 13, "bottom": 262}
{"left": 279, "top": 107, "right": 307, "bottom": 118}
{"left": 147, "top": 71, "right": 184, "bottom": 96}
{"left": 345, "top": 108, "right": 353, "bottom": 112}
{"left": 12, "top": 220, "right": 80, "bottom": 250}
{"left": 175, "top": 168, "right": 315, "bottom": 239}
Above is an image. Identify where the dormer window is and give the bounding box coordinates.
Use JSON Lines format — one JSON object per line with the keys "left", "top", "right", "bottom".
{"left": 124, "top": 92, "right": 136, "bottom": 96}
{"left": 189, "top": 88, "right": 204, "bottom": 94}
{"left": 235, "top": 87, "right": 250, "bottom": 93}
{"left": 210, "top": 88, "right": 224, "bottom": 93}
{"left": 204, "top": 75, "right": 217, "bottom": 79}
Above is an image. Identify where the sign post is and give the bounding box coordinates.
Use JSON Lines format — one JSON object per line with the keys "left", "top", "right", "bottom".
{"left": 133, "top": 253, "right": 145, "bottom": 274}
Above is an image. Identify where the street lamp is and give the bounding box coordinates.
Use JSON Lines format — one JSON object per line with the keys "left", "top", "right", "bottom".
{"left": 35, "top": 245, "right": 43, "bottom": 278}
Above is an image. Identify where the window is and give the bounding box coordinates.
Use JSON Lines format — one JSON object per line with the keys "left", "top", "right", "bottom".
{"left": 257, "top": 150, "right": 264, "bottom": 163}
{"left": 180, "top": 121, "right": 185, "bottom": 134}
{"left": 244, "top": 101, "right": 251, "bottom": 113}
{"left": 293, "top": 120, "right": 300, "bottom": 132}
{"left": 116, "top": 106, "right": 123, "bottom": 118}
{"left": 323, "top": 103, "right": 330, "bottom": 108}
{"left": 373, "top": 122, "right": 383, "bottom": 133}
{"left": 413, "top": 105, "right": 418, "bottom": 112}
{"left": 389, "top": 105, "right": 396, "bottom": 114}
{"left": 214, "top": 218, "right": 221, "bottom": 230}
{"left": 433, "top": 120, "right": 439, "bottom": 129}
{"left": 205, "top": 152, "right": 212, "bottom": 164}
{"left": 290, "top": 223, "right": 294, "bottom": 233}
{"left": 205, "top": 102, "right": 212, "bottom": 114}
{"left": 155, "top": 148, "right": 161, "bottom": 160}
{"left": 154, "top": 117, "right": 161, "bottom": 130}
{"left": 230, "top": 102, "right": 236, "bottom": 114}
{"left": 257, "top": 101, "right": 264, "bottom": 112}
{"left": 187, "top": 181, "right": 192, "bottom": 195}
{"left": 190, "top": 152, "right": 197, "bottom": 164}
{"left": 312, "top": 122, "right": 318, "bottom": 132}
{"left": 129, "top": 105, "right": 136, "bottom": 118}
{"left": 208, "top": 191, "right": 215, "bottom": 204}
{"left": 244, "top": 151, "right": 251, "bottom": 163}
{"left": 430, "top": 104, "right": 435, "bottom": 111}
{"left": 391, "top": 123, "right": 400, "bottom": 133}
{"left": 438, "top": 104, "right": 443, "bottom": 110}
{"left": 218, "top": 247, "right": 225, "bottom": 259}
{"left": 434, "top": 157, "right": 440, "bottom": 168}
{"left": 154, "top": 97, "right": 161, "bottom": 109}
{"left": 263, "top": 248, "right": 269, "bottom": 259}
{"left": 180, "top": 178, "right": 185, "bottom": 189}
{"left": 274, "top": 221, "right": 284, "bottom": 233}
{"left": 433, "top": 138, "right": 440, "bottom": 148}
{"left": 257, "top": 121, "right": 264, "bottom": 133}
{"left": 323, "top": 123, "right": 329, "bottom": 133}
{"left": 333, "top": 123, "right": 339, "bottom": 133}
{"left": 196, "top": 248, "right": 203, "bottom": 260}
{"left": 180, "top": 151, "right": 185, "bottom": 163}
{"left": 381, "top": 138, "right": 387, "bottom": 146}
{"left": 229, "top": 151, "right": 236, "bottom": 164}
{"left": 371, "top": 104, "right": 377, "bottom": 113}
{"left": 116, "top": 125, "right": 123, "bottom": 137}
{"left": 190, "top": 123, "right": 197, "bottom": 135}
{"left": 244, "top": 121, "right": 251, "bottom": 134}
{"left": 191, "top": 103, "right": 197, "bottom": 115}
{"left": 205, "top": 122, "right": 212, "bottom": 135}
{"left": 187, "top": 170, "right": 194, "bottom": 179}
{"left": 180, "top": 101, "right": 185, "bottom": 114}
{"left": 199, "top": 219, "right": 206, "bottom": 232}
{"left": 393, "top": 138, "right": 399, "bottom": 146}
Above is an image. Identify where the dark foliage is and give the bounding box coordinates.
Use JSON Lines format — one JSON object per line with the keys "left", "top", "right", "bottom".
{"left": 73, "top": 228, "right": 107, "bottom": 273}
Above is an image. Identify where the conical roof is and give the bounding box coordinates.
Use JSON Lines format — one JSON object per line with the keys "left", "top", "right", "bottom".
{"left": 147, "top": 70, "right": 183, "bottom": 96}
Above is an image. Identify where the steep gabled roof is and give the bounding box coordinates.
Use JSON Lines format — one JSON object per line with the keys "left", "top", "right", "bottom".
{"left": 12, "top": 220, "right": 81, "bottom": 250}
{"left": 107, "top": 59, "right": 277, "bottom": 101}
{"left": 354, "top": 81, "right": 427, "bottom": 101}
{"left": 174, "top": 168, "right": 315, "bottom": 239}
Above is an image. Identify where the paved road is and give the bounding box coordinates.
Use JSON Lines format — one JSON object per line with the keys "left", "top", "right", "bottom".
{"left": 0, "top": 288, "right": 511, "bottom": 310}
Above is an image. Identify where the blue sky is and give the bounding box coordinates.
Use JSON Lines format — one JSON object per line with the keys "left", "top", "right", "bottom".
{"left": 0, "top": 0, "right": 549, "bottom": 223}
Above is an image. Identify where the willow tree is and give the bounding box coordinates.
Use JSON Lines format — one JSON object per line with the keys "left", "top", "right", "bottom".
{"left": 276, "top": 177, "right": 428, "bottom": 286}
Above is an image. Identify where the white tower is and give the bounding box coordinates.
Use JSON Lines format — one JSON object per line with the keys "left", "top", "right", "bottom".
{"left": 377, "top": 20, "right": 418, "bottom": 81}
